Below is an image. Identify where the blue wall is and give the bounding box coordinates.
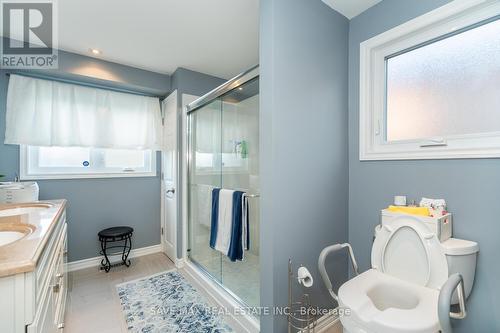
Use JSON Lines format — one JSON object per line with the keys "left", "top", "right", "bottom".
{"left": 348, "top": 0, "right": 499, "bottom": 331}
{"left": 260, "top": 0, "right": 349, "bottom": 331}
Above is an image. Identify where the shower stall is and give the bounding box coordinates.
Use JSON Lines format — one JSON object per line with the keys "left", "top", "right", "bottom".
{"left": 186, "top": 66, "right": 260, "bottom": 308}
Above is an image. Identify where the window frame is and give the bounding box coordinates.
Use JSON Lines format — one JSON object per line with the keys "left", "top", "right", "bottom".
{"left": 19, "top": 145, "right": 157, "bottom": 180}
{"left": 359, "top": 0, "right": 500, "bottom": 161}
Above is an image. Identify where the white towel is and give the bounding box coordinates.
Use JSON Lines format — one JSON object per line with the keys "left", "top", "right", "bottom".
{"left": 197, "top": 185, "right": 212, "bottom": 227}
{"left": 214, "top": 189, "right": 234, "bottom": 255}
{"left": 420, "top": 197, "right": 446, "bottom": 208}
{"left": 420, "top": 197, "right": 447, "bottom": 217}
{"left": 242, "top": 194, "right": 249, "bottom": 258}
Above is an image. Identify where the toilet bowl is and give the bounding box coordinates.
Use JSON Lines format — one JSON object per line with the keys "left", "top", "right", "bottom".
{"left": 339, "top": 269, "right": 440, "bottom": 333}
{"left": 334, "top": 212, "right": 479, "bottom": 333}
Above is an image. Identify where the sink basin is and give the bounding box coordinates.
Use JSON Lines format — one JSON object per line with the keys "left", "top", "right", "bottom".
{"left": 0, "top": 225, "right": 34, "bottom": 247}
{"left": 0, "top": 203, "right": 53, "bottom": 217}
{"left": 0, "top": 231, "right": 26, "bottom": 246}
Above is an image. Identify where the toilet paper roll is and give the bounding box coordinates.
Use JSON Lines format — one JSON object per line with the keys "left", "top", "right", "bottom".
{"left": 297, "top": 266, "right": 314, "bottom": 288}
{"left": 394, "top": 195, "right": 407, "bottom": 206}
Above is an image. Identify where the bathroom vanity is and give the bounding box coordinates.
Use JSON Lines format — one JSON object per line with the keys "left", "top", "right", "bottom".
{"left": 0, "top": 200, "right": 67, "bottom": 333}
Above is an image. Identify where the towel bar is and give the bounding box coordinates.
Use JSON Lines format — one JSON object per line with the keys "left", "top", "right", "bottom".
{"left": 190, "top": 183, "right": 260, "bottom": 198}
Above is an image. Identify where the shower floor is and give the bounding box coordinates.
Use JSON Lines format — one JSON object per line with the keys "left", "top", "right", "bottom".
{"left": 194, "top": 252, "right": 260, "bottom": 309}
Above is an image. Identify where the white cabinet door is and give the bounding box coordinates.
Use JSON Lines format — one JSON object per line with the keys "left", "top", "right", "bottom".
{"left": 161, "top": 92, "right": 178, "bottom": 261}
{"left": 27, "top": 284, "right": 56, "bottom": 333}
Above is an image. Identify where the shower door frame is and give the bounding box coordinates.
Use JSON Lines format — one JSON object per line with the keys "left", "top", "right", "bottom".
{"left": 185, "top": 65, "right": 259, "bottom": 114}
{"left": 184, "top": 65, "right": 260, "bottom": 309}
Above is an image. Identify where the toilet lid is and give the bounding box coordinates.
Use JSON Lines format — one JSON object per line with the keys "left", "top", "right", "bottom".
{"left": 371, "top": 216, "right": 448, "bottom": 289}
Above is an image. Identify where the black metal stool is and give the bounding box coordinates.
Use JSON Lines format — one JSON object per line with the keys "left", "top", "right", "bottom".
{"left": 98, "top": 226, "right": 133, "bottom": 272}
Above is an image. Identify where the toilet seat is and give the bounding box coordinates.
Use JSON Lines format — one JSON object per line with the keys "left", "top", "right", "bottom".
{"left": 371, "top": 216, "right": 448, "bottom": 289}
{"left": 338, "top": 269, "right": 440, "bottom": 333}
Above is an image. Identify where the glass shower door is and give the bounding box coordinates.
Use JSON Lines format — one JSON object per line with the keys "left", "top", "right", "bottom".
{"left": 188, "top": 98, "right": 222, "bottom": 282}
{"left": 220, "top": 78, "right": 260, "bottom": 308}
{"left": 187, "top": 73, "right": 260, "bottom": 309}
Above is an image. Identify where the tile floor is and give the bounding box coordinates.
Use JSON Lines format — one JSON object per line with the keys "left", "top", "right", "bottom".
{"left": 64, "top": 252, "right": 176, "bottom": 333}
{"left": 64, "top": 252, "right": 249, "bottom": 333}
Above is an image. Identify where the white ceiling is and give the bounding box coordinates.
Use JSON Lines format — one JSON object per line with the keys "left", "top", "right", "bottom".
{"left": 321, "top": 0, "right": 382, "bottom": 19}
{"left": 56, "top": 0, "right": 259, "bottom": 79}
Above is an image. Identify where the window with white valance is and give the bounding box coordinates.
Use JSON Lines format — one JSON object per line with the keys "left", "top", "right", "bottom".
{"left": 5, "top": 74, "right": 162, "bottom": 149}
{"left": 4, "top": 74, "right": 163, "bottom": 179}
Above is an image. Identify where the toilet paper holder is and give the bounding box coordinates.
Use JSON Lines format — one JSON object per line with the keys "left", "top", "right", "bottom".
{"left": 288, "top": 259, "right": 317, "bottom": 333}
{"left": 297, "top": 266, "right": 314, "bottom": 288}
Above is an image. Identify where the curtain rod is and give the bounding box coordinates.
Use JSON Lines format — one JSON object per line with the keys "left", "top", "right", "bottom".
{"left": 5, "top": 72, "right": 163, "bottom": 98}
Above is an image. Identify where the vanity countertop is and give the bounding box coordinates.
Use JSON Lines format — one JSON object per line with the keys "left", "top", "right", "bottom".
{"left": 0, "top": 200, "right": 66, "bottom": 277}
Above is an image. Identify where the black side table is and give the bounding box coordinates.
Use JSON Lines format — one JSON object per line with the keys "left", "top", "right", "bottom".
{"left": 98, "top": 226, "right": 133, "bottom": 272}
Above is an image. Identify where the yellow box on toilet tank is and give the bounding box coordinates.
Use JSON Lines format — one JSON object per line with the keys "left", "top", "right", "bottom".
{"left": 387, "top": 205, "right": 430, "bottom": 216}
{"left": 381, "top": 209, "right": 452, "bottom": 242}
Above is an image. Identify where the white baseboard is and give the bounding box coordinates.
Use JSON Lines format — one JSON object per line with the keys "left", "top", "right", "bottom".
{"left": 67, "top": 244, "right": 163, "bottom": 272}
{"left": 182, "top": 260, "right": 260, "bottom": 333}
{"left": 174, "top": 258, "right": 185, "bottom": 269}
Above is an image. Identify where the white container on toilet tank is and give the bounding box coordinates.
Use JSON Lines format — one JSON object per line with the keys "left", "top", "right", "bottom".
{"left": 382, "top": 209, "right": 452, "bottom": 242}
{"left": 0, "top": 182, "right": 39, "bottom": 204}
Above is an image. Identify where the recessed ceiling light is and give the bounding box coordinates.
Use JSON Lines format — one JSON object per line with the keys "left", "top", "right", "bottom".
{"left": 89, "top": 48, "right": 102, "bottom": 55}
{"left": 238, "top": 87, "right": 243, "bottom": 91}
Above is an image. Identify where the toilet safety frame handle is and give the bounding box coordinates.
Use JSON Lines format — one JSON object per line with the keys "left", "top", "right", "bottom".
{"left": 438, "top": 273, "right": 467, "bottom": 333}
{"left": 318, "top": 243, "right": 359, "bottom": 302}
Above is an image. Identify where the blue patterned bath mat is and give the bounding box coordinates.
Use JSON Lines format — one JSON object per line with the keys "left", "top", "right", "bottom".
{"left": 116, "top": 270, "right": 234, "bottom": 333}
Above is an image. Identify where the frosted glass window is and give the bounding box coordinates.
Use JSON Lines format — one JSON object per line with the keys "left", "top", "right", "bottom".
{"left": 386, "top": 19, "right": 500, "bottom": 142}
{"left": 22, "top": 146, "right": 155, "bottom": 179}
{"left": 38, "top": 147, "right": 90, "bottom": 167}
{"left": 104, "top": 149, "right": 146, "bottom": 168}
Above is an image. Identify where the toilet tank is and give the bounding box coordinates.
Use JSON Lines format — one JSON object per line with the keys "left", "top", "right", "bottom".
{"left": 441, "top": 238, "right": 479, "bottom": 302}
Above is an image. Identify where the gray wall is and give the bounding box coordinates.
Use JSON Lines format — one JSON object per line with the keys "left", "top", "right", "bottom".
{"left": 260, "top": 0, "right": 349, "bottom": 331}
{"left": 171, "top": 67, "right": 227, "bottom": 98}
{"left": 0, "top": 48, "right": 171, "bottom": 262}
{"left": 170, "top": 67, "right": 227, "bottom": 258}
{"left": 348, "top": 0, "right": 499, "bottom": 331}
{"left": 1, "top": 38, "right": 171, "bottom": 97}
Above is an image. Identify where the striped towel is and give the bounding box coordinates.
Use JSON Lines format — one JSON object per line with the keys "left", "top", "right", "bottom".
{"left": 209, "top": 188, "right": 249, "bottom": 261}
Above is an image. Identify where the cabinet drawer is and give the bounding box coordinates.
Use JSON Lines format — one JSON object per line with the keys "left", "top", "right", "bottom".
{"left": 53, "top": 230, "right": 67, "bottom": 329}
{"left": 36, "top": 217, "right": 66, "bottom": 306}
{"left": 29, "top": 221, "right": 67, "bottom": 332}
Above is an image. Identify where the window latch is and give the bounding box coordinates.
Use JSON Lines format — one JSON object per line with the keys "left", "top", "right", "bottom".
{"left": 420, "top": 138, "right": 447, "bottom": 147}
{"left": 122, "top": 168, "right": 136, "bottom": 172}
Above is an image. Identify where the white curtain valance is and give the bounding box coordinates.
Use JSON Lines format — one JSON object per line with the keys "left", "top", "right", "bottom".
{"left": 4, "top": 74, "right": 162, "bottom": 150}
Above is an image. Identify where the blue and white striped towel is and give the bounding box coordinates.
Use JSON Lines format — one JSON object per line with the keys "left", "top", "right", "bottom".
{"left": 209, "top": 188, "right": 249, "bottom": 261}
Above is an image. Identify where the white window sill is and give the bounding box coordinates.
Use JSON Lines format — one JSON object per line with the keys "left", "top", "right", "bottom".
{"left": 20, "top": 171, "right": 157, "bottom": 181}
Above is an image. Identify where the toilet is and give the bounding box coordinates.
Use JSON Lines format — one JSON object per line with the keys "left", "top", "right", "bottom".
{"left": 337, "top": 211, "right": 479, "bottom": 333}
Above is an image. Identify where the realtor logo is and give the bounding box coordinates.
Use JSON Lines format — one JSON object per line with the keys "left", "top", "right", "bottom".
{"left": 1, "top": 0, "right": 58, "bottom": 68}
